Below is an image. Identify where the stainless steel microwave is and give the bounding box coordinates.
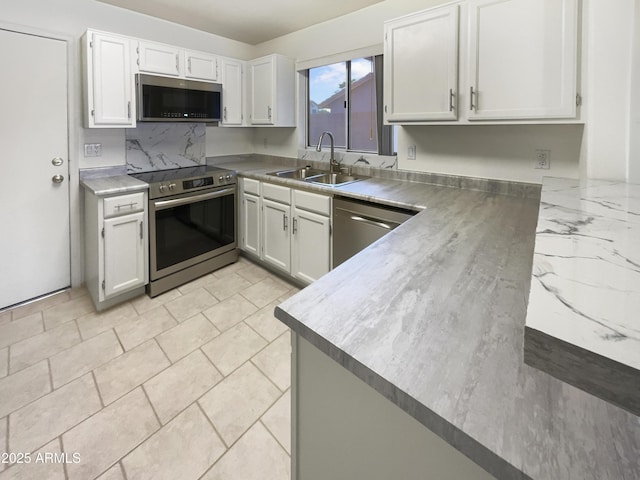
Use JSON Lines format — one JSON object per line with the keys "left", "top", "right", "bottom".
{"left": 135, "top": 73, "right": 222, "bottom": 122}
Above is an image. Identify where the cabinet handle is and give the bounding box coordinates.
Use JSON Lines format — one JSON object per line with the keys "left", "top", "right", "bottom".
{"left": 283, "top": 213, "right": 288, "bottom": 231}
{"left": 139, "top": 220, "right": 144, "bottom": 240}
{"left": 292, "top": 217, "right": 298, "bottom": 235}
{"left": 176, "top": 54, "right": 179, "bottom": 72}
{"left": 216, "top": 59, "right": 219, "bottom": 79}
{"left": 268, "top": 106, "right": 272, "bottom": 121}
{"left": 188, "top": 57, "right": 191, "bottom": 73}
{"left": 115, "top": 202, "right": 137, "bottom": 211}
{"left": 449, "top": 89, "right": 455, "bottom": 112}
{"left": 470, "top": 86, "right": 476, "bottom": 111}
{"left": 224, "top": 106, "right": 227, "bottom": 121}
{"left": 127, "top": 101, "right": 131, "bottom": 119}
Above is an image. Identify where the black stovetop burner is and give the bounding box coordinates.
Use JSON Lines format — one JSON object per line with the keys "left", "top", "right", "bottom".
{"left": 129, "top": 165, "right": 231, "bottom": 184}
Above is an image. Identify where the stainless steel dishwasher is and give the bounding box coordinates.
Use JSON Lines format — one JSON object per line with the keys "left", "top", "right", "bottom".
{"left": 333, "top": 197, "right": 415, "bottom": 267}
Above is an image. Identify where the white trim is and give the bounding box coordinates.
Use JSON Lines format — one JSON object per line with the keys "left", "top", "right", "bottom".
{"left": 295, "top": 44, "right": 383, "bottom": 71}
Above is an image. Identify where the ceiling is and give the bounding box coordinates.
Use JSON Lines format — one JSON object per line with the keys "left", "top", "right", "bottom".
{"left": 97, "top": 0, "right": 386, "bottom": 45}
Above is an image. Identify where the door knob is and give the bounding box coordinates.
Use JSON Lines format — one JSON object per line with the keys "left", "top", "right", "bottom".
{"left": 52, "top": 174, "right": 65, "bottom": 184}
{"left": 51, "top": 157, "right": 64, "bottom": 166}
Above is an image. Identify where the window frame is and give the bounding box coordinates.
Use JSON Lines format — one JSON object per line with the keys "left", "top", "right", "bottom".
{"left": 305, "top": 56, "right": 393, "bottom": 156}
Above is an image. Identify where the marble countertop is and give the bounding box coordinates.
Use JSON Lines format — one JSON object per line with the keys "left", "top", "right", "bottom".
{"left": 524, "top": 177, "right": 640, "bottom": 417}
{"left": 238, "top": 163, "right": 639, "bottom": 478}
{"left": 80, "top": 174, "right": 148, "bottom": 196}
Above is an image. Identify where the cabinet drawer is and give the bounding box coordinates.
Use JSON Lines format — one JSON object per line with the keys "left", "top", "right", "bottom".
{"left": 103, "top": 192, "right": 145, "bottom": 218}
{"left": 262, "top": 182, "right": 291, "bottom": 204}
{"left": 243, "top": 178, "right": 261, "bottom": 196}
{"left": 293, "top": 189, "right": 331, "bottom": 216}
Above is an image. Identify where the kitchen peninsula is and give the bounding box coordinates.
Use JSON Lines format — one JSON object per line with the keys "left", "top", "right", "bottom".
{"left": 203, "top": 155, "right": 640, "bottom": 480}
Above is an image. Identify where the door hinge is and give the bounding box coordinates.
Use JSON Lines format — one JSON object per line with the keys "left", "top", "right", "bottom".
{"left": 101, "top": 227, "right": 104, "bottom": 238}
{"left": 89, "top": 41, "right": 93, "bottom": 48}
{"left": 576, "top": 93, "right": 582, "bottom": 107}
{"left": 101, "top": 280, "right": 105, "bottom": 290}
{"left": 91, "top": 109, "right": 95, "bottom": 117}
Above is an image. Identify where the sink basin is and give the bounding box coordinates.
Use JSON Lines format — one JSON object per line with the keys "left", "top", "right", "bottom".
{"left": 305, "top": 173, "right": 365, "bottom": 186}
{"left": 266, "top": 167, "right": 325, "bottom": 180}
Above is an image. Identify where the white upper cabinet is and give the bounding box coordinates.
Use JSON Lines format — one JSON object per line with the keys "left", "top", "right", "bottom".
{"left": 83, "top": 30, "right": 135, "bottom": 128}
{"left": 383, "top": 0, "right": 580, "bottom": 123}
{"left": 248, "top": 54, "right": 295, "bottom": 126}
{"left": 467, "top": 0, "right": 578, "bottom": 120}
{"left": 221, "top": 57, "right": 245, "bottom": 125}
{"left": 184, "top": 50, "right": 219, "bottom": 81}
{"left": 136, "top": 40, "right": 181, "bottom": 76}
{"left": 384, "top": 4, "right": 459, "bottom": 122}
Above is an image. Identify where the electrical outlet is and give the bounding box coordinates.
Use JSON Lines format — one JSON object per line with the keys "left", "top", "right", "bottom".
{"left": 84, "top": 143, "right": 102, "bottom": 157}
{"left": 534, "top": 149, "right": 551, "bottom": 169}
{"left": 407, "top": 144, "right": 416, "bottom": 160}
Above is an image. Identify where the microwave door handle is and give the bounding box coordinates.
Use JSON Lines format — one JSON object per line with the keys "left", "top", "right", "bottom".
{"left": 153, "top": 187, "right": 235, "bottom": 211}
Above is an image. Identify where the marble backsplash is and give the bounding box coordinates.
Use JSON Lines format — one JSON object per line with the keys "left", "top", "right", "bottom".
{"left": 297, "top": 149, "right": 397, "bottom": 169}
{"left": 126, "top": 123, "right": 205, "bottom": 173}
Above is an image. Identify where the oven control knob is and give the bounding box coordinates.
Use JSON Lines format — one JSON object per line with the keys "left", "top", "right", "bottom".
{"left": 225, "top": 175, "right": 231, "bottom": 181}
{"left": 159, "top": 184, "right": 165, "bottom": 192}
{"left": 168, "top": 183, "right": 176, "bottom": 191}
{"left": 219, "top": 176, "right": 224, "bottom": 183}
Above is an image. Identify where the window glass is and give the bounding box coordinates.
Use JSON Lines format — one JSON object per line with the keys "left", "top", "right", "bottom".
{"left": 308, "top": 62, "right": 347, "bottom": 148}
{"left": 348, "top": 57, "right": 378, "bottom": 152}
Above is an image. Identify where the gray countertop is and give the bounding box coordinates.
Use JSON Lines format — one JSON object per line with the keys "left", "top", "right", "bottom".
{"left": 80, "top": 174, "right": 148, "bottom": 196}
{"left": 525, "top": 177, "right": 640, "bottom": 417}
{"left": 219, "top": 159, "right": 640, "bottom": 479}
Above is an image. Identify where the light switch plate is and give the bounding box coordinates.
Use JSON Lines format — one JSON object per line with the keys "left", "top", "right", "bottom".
{"left": 84, "top": 143, "right": 102, "bottom": 157}
{"left": 407, "top": 145, "right": 416, "bottom": 160}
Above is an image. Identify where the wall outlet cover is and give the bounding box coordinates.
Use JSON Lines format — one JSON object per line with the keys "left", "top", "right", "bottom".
{"left": 407, "top": 144, "right": 416, "bottom": 160}
{"left": 534, "top": 149, "right": 551, "bottom": 169}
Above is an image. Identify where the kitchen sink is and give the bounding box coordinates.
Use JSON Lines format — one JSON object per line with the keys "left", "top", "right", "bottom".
{"left": 305, "top": 173, "right": 365, "bottom": 186}
{"left": 266, "top": 167, "right": 325, "bottom": 180}
{"left": 266, "top": 167, "right": 367, "bottom": 186}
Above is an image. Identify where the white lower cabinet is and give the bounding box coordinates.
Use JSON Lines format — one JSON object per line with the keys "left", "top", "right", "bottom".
{"left": 262, "top": 198, "right": 292, "bottom": 272}
{"left": 239, "top": 178, "right": 331, "bottom": 284}
{"left": 103, "top": 211, "right": 146, "bottom": 298}
{"left": 84, "top": 189, "right": 149, "bottom": 310}
{"left": 291, "top": 207, "right": 331, "bottom": 284}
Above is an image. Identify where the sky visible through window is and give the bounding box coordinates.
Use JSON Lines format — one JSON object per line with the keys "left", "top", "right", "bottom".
{"left": 309, "top": 58, "right": 374, "bottom": 104}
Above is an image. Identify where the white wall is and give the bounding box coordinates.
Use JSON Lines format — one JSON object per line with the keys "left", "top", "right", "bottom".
{"left": 398, "top": 125, "right": 583, "bottom": 183}
{"left": 629, "top": 0, "right": 640, "bottom": 184}
{"left": 2, "top": 0, "right": 254, "bottom": 171}
{"left": 251, "top": 0, "right": 588, "bottom": 182}
{"left": 582, "top": 0, "right": 635, "bottom": 181}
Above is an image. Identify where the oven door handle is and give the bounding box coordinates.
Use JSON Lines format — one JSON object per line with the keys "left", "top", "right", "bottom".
{"left": 153, "top": 187, "right": 235, "bottom": 211}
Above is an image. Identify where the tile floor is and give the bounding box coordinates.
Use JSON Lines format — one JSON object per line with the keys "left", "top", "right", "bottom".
{"left": 0, "top": 257, "right": 295, "bottom": 480}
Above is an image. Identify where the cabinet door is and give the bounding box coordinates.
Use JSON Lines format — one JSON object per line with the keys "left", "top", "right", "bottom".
{"left": 249, "top": 57, "right": 275, "bottom": 125}
{"left": 88, "top": 32, "right": 135, "bottom": 127}
{"left": 384, "top": 5, "right": 459, "bottom": 122}
{"left": 467, "top": 0, "right": 578, "bottom": 120}
{"left": 137, "top": 41, "right": 181, "bottom": 76}
{"left": 292, "top": 208, "right": 331, "bottom": 284}
{"left": 241, "top": 192, "right": 261, "bottom": 256}
{"left": 103, "top": 211, "right": 146, "bottom": 298}
{"left": 185, "top": 50, "right": 219, "bottom": 81}
{"left": 262, "top": 198, "right": 291, "bottom": 272}
{"left": 222, "top": 58, "right": 244, "bottom": 125}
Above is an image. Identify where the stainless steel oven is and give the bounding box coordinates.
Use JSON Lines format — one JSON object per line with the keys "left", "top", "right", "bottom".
{"left": 132, "top": 166, "right": 238, "bottom": 297}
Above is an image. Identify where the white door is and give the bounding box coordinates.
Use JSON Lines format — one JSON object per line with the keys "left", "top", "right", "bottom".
{"left": 261, "top": 199, "right": 291, "bottom": 272}
{"left": 0, "top": 28, "right": 70, "bottom": 309}
{"left": 137, "top": 40, "right": 181, "bottom": 76}
{"left": 185, "top": 50, "right": 218, "bottom": 81}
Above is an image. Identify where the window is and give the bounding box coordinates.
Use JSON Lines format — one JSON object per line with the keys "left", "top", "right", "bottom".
{"left": 307, "top": 56, "right": 393, "bottom": 155}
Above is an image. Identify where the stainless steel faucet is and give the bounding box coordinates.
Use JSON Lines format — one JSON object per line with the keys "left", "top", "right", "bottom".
{"left": 316, "top": 131, "right": 340, "bottom": 173}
